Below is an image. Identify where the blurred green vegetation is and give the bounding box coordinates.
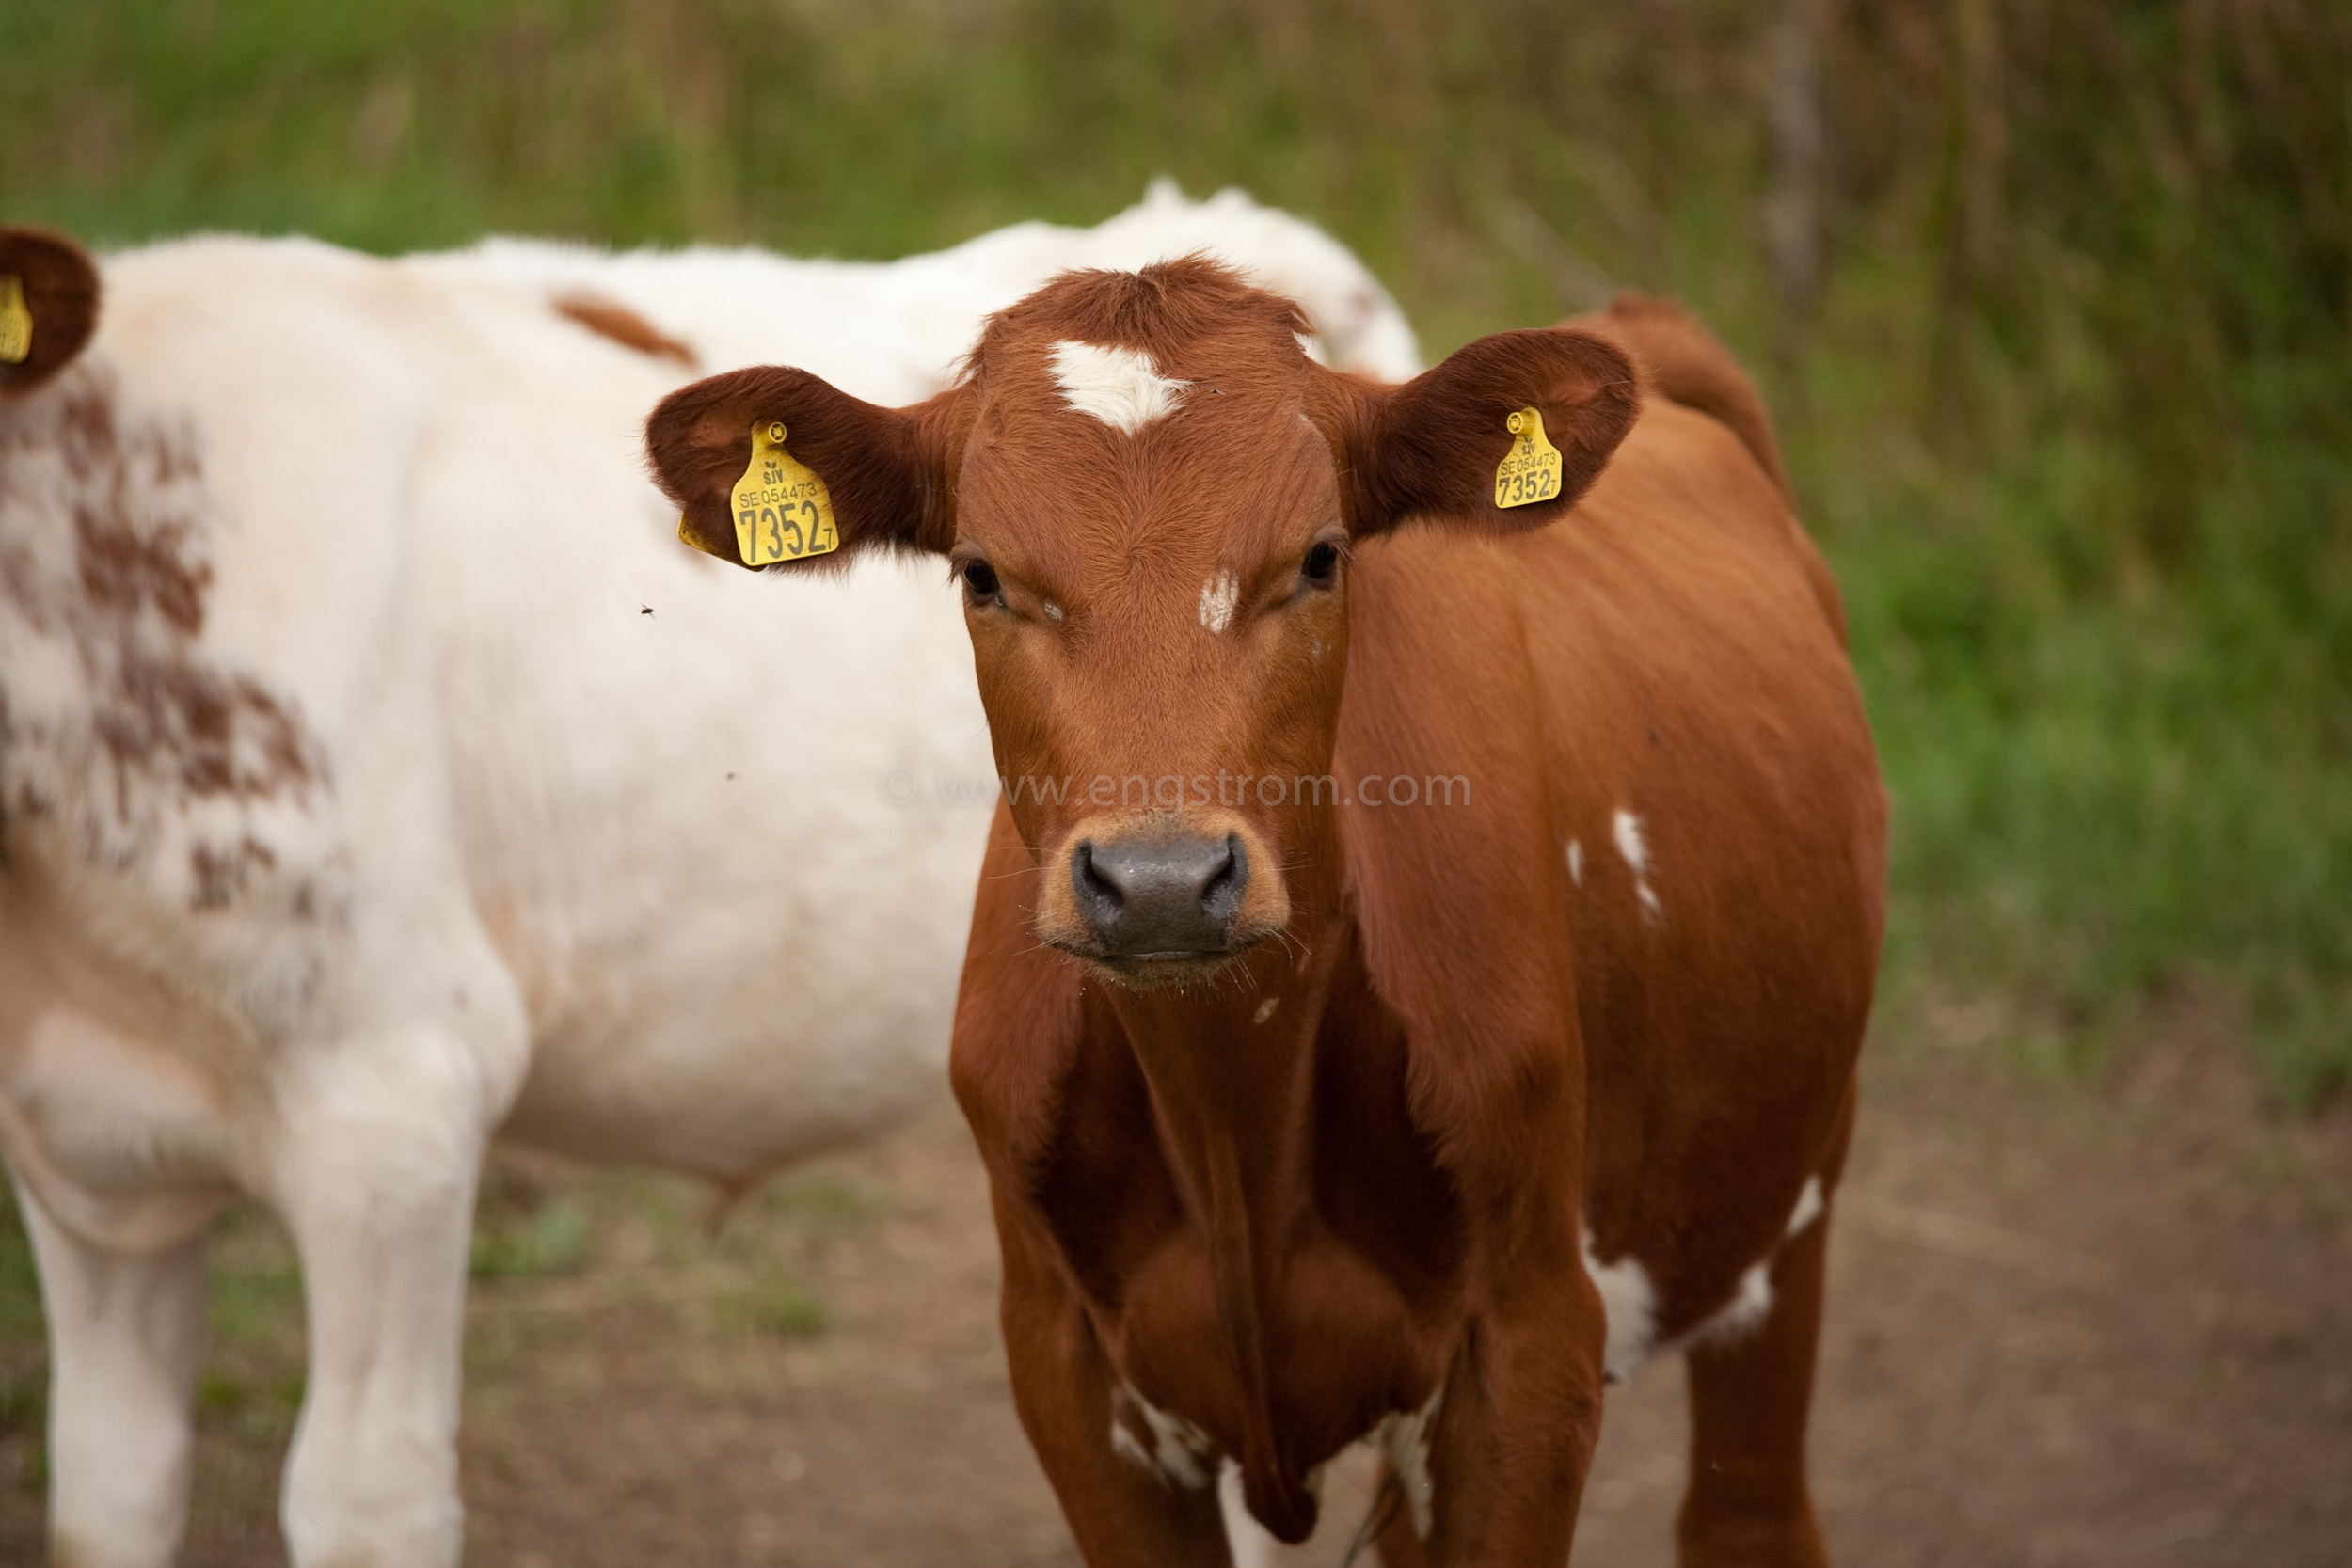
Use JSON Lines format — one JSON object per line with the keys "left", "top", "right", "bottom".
{"left": 2, "top": 0, "right": 2345, "bottom": 1098}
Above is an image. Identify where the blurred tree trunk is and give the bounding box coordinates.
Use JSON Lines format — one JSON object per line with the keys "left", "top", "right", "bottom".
{"left": 1764, "top": 0, "right": 1828, "bottom": 402}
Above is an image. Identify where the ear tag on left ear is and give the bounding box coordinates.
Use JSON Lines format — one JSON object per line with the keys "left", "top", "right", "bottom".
{"left": 730, "top": 420, "right": 839, "bottom": 565}
{"left": 0, "top": 276, "right": 31, "bottom": 365}
{"left": 1494, "top": 406, "right": 1564, "bottom": 509}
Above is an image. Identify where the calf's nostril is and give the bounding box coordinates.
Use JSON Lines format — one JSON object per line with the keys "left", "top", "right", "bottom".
{"left": 1200, "top": 834, "right": 1248, "bottom": 923}
{"left": 1072, "top": 841, "right": 1126, "bottom": 931}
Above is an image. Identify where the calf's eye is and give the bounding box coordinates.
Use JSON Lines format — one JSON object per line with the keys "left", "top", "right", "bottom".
{"left": 1301, "top": 541, "right": 1343, "bottom": 588}
{"left": 961, "top": 559, "right": 1002, "bottom": 602}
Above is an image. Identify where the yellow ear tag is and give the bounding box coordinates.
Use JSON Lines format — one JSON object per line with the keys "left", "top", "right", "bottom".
{"left": 730, "top": 420, "right": 839, "bottom": 565}
{"left": 0, "top": 276, "right": 31, "bottom": 365}
{"left": 1494, "top": 406, "right": 1564, "bottom": 509}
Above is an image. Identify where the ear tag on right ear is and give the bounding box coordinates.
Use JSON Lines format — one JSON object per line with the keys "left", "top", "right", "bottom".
{"left": 0, "top": 276, "right": 31, "bottom": 365}
{"left": 1494, "top": 406, "right": 1563, "bottom": 509}
{"left": 730, "top": 420, "right": 839, "bottom": 565}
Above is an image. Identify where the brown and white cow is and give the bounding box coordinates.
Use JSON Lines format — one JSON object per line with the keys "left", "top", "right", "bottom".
{"left": 646, "top": 261, "right": 1884, "bottom": 1566}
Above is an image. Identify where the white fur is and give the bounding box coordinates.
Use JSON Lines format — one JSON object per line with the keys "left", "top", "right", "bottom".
{"left": 1612, "top": 808, "right": 1662, "bottom": 918}
{"left": 0, "top": 192, "right": 1416, "bottom": 1568}
{"left": 1686, "top": 1260, "right": 1776, "bottom": 1351}
{"left": 1375, "top": 1383, "right": 1445, "bottom": 1539}
{"left": 1051, "top": 340, "right": 1187, "bottom": 433}
{"left": 449, "top": 179, "right": 1422, "bottom": 392}
{"left": 1200, "top": 567, "right": 1240, "bottom": 633}
{"left": 1787, "top": 1174, "right": 1825, "bottom": 1237}
{"left": 1219, "top": 1460, "right": 1280, "bottom": 1568}
{"left": 1112, "top": 1384, "right": 1216, "bottom": 1490}
{"left": 1580, "top": 1227, "right": 1659, "bottom": 1383}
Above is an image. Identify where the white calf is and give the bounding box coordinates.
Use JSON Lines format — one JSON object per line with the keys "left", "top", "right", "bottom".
{"left": 0, "top": 194, "right": 1419, "bottom": 1568}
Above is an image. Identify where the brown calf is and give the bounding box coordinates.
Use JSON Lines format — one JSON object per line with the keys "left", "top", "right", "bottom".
{"left": 646, "top": 261, "right": 1884, "bottom": 1566}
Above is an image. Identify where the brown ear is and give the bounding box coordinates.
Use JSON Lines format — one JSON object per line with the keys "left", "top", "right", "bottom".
{"left": 0, "top": 228, "right": 102, "bottom": 401}
{"left": 644, "top": 366, "right": 967, "bottom": 570}
{"left": 1321, "top": 326, "right": 1638, "bottom": 537}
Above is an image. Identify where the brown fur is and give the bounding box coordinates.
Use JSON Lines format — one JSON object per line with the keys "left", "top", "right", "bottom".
{"left": 0, "top": 229, "right": 101, "bottom": 400}
{"left": 1569, "top": 291, "right": 1849, "bottom": 643}
{"left": 644, "top": 260, "right": 1883, "bottom": 1565}
{"left": 553, "top": 292, "right": 697, "bottom": 369}
{"left": 1573, "top": 290, "right": 1789, "bottom": 498}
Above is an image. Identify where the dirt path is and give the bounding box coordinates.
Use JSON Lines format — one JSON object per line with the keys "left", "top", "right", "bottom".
{"left": 3, "top": 1021, "right": 2345, "bottom": 1565}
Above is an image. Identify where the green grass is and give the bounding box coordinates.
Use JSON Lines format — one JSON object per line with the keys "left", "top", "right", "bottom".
{"left": 469, "top": 1197, "right": 593, "bottom": 1279}
{"left": 3, "top": 0, "right": 2344, "bottom": 1100}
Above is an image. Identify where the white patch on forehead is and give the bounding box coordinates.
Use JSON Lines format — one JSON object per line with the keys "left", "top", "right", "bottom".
{"left": 1581, "top": 1227, "right": 1657, "bottom": 1383}
{"left": 1111, "top": 1384, "right": 1216, "bottom": 1489}
{"left": 1253, "top": 997, "right": 1279, "bottom": 1024}
{"left": 1375, "top": 1383, "right": 1445, "bottom": 1540}
{"left": 1566, "top": 838, "right": 1585, "bottom": 886}
{"left": 1042, "top": 599, "right": 1065, "bottom": 623}
{"left": 1612, "top": 808, "right": 1662, "bottom": 919}
{"left": 1199, "top": 568, "right": 1239, "bottom": 634}
{"left": 1786, "top": 1175, "right": 1825, "bottom": 1238}
{"left": 1050, "top": 340, "right": 1187, "bottom": 433}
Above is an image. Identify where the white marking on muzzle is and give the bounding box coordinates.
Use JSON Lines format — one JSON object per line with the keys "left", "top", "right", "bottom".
{"left": 1050, "top": 340, "right": 1187, "bottom": 433}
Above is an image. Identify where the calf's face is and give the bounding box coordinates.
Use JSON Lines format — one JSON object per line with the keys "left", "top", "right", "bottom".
{"left": 646, "top": 260, "right": 1637, "bottom": 988}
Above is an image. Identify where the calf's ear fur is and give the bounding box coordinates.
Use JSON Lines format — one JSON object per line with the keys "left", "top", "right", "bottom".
{"left": 644, "top": 365, "right": 966, "bottom": 570}
{"left": 1321, "top": 326, "right": 1638, "bottom": 537}
{"left": 0, "top": 228, "right": 102, "bottom": 401}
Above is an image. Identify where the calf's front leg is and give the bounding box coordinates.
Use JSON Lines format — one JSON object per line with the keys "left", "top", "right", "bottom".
{"left": 996, "top": 1210, "right": 1233, "bottom": 1568}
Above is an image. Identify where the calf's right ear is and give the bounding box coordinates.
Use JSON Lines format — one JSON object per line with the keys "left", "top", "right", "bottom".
{"left": 0, "top": 228, "right": 102, "bottom": 400}
{"left": 644, "top": 365, "right": 967, "bottom": 570}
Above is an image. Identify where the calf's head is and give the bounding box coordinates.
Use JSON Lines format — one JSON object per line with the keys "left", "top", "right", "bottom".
{"left": 646, "top": 259, "right": 1635, "bottom": 987}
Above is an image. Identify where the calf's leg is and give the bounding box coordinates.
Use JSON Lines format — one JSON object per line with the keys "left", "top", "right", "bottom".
{"left": 995, "top": 1213, "right": 1232, "bottom": 1568}
{"left": 15, "top": 1186, "right": 207, "bottom": 1568}
{"left": 1674, "top": 1210, "right": 1834, "bottom": 1568}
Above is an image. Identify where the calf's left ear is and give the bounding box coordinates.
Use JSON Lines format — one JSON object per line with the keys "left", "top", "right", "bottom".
{"left": 0, "top": 227, "right": 102, "bottom": 401}
{"left": 644, "top": 365, "right": 966, "bottom": 570}
{"left": 1321, "top": 326, "right": 1638, "bottom": 537}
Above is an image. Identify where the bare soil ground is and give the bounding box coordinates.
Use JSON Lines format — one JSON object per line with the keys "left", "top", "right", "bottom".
{"left": 3, "top": 1008, "right": 2346, "bottom": 1566}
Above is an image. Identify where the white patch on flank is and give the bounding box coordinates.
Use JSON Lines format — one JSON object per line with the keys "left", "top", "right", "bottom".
{"left": 1566, "top": 839, "right": 1585, "bottom": 886}
{"left": 1050, "top": 339, "right": 1187, "bottom": 433}
{"left": 1786, "top": 1175, "right": 1825, "bottom": 1238}
{"left": 1042, "top": 600, "right": 1065, "bottom": 624}
{"left": 1375, "top": 1383, "right": 1445, "bottom": 1540}
{"left": 1200, "top": 568, "right": 1239, "bottom": 634}
{"left": 1581, "top": 1228, "right": 1658, "bottom": 1383}
{"left": 1686, "top": 1260, "right": 1775, "bottom": 1351}
{"left": 1253, "top": 997, "right": 1279, "bottom": 1024}
{"left": 1111, "top": 1384, "right": 1217, "bottom": 1490}
{"left": 1612, "top": 809, "right": 1662, "bottom": 919}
